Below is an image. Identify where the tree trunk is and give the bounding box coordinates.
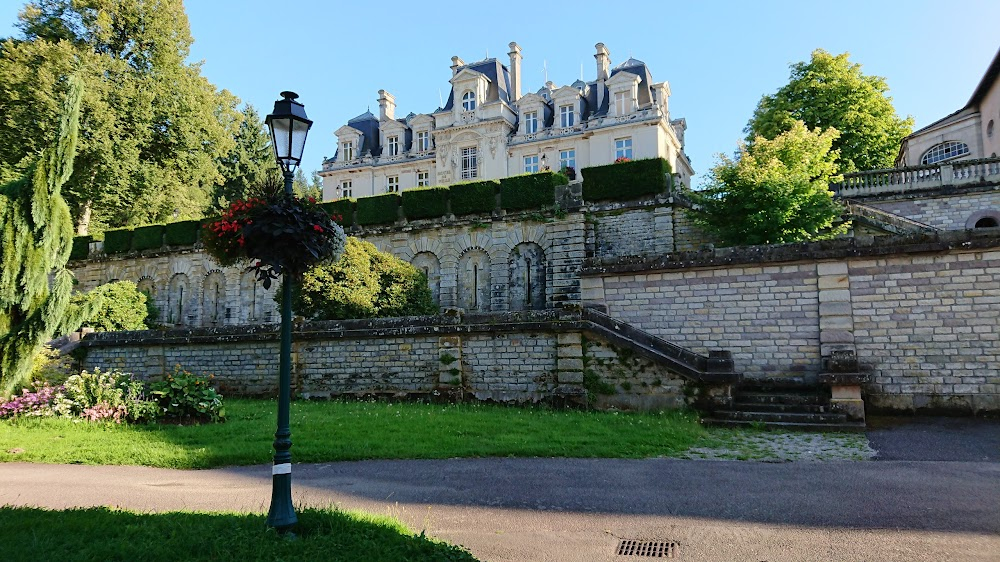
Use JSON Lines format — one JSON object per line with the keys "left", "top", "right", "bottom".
{"left": 76, "top": 199, "right": 92, "bottom": 236}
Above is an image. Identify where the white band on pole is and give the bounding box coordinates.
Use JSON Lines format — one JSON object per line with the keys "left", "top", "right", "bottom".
{"left": 272, "top": 463, "right": 292, "bottom": 475}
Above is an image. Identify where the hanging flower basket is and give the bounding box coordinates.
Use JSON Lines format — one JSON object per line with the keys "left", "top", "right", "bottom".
{"left": 202, "top": 195, "right": 345, "bottom": 287}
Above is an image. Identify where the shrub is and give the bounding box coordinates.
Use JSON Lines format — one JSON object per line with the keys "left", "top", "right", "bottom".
{"left": 499, "top": 172, "right": 564, "bottom": 211}
{"left": 402, "top": 187, "right": 450, "bottom": 220}
{"left": 30, "top": 346, "right": 76, "bottom": 387}
{"left": 291, "top": 237, "right": 438, "bottom": 320}
{"left": 0, "top": 384, "right": 60, "bottom": 418}
{"left": 582, "top": 158, "right": 671, "bottom": 202}
{"left": 70, "top": 236, "right": 91, "bottom": 260}
{"left": 321, "top": 199, "right": 355, "bottom": 227}
{"left": 131, "top": 224, "right": 165, "bottom": 251}
{"left": 449, "top": 180, "right": 498, "bottom": 216}
{"left": 77, "top": 281, "right": 149, "bottom": 331}
{"left": 103, "top": 228, "right": 133, "bottom": 254}
{"left": 58, "top": 368, "right": 159, "bottom": 423}
{"left": 356, "top": 193, "right": 401, "bottom": 226}
{"left": 164, "top": 220, "right": 201, "bottom": 246}
{"left": 149, "top": 367, "right": 225, "bottom": 422}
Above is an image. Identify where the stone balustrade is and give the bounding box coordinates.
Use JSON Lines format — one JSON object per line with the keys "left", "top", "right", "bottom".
{"left": 831, "top": 157, "right": 1000, "bottom": 197}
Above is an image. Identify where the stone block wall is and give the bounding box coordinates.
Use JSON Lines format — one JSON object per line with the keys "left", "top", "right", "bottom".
{"left": 866, "top": 190, "right": 1000, "bottom": 230}
{"left": 585, "top": 201, "right": 674, "bottom": 260}
{"left": 583, "top": 335, "right": 687, "bottom": 410}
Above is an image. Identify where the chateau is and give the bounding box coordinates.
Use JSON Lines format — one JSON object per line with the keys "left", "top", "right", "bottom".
{"left": 318, "top": 42, "right": 693, "bottom": 199}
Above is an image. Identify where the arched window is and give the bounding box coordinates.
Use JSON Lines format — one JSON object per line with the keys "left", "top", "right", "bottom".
{"left": 975, "top": 217, "right": 999, "bottom": 228}
{"left": 462, "top": 91, "right": 476, "bottom": 111}
{"left": 988, "top": 120, "right": 995, "bottom": 139}
{"left": 920, "top": 141, "right": 970, "bottom": 165}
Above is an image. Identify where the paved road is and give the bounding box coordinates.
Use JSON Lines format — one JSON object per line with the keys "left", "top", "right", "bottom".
{"left": 3, "top": 456, "right": 998, "bottom": 562}
{"left": 868, "top": 415, "right": 1000, "bottom": 462}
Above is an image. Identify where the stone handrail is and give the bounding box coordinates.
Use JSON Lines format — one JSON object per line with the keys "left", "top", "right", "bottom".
{"left": 843, "top": 200, "right": 939, "bottom": 234}
{"left": 831, "top": 157, "right": 1000, "bottom": 197}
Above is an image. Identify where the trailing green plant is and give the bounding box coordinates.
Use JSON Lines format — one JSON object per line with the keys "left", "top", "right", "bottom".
{"left": 449, "top": 180, "right": 498, "bottom": 216}
{"left": 58, "top": 368, "right": 159, "bottom": 423}
{"left": 582, "top": 158, "right": 671, "bottom": 202}
{"left": 74, "top": 281, "right": 149, "bottom": 331}
{"left": 499, "top": 172, "right": 564, "bottom": 211}
{"left": 130, "top": 224, "right": 164, "bottom": 251}
{"left": 321, "top": 199, "right": 355, "bottom": 227}
{"left": 102, "top": 228, "right": 132, "bottom": 254}
{"left": 402, "top": 186, "right": 449, "bottom": 220}
{"left": 356, "top": 192, "right": 401, "bottom": 226}
{"left": 30, "top": 345, "right": 76, "bottom": 387}
{"left": 290, "top": 237, "right": 438, "bottom": 320}
{"left": 149, "top": 367, "right": 225, "bottom": 422}
{"left": 164, "top": 220, "right": 201, "bottom": 246}
{"left": 70, "top": 235, "right": 91, "bottom": 260}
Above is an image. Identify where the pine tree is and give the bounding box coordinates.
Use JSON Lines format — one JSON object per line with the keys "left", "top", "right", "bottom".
{"left": 0, "top": 75, "right": 87, "bottom": 395}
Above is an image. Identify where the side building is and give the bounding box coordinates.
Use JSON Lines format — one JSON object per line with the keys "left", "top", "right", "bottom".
{"left": 319, "top": 42, "right": 693, "bottom": 200}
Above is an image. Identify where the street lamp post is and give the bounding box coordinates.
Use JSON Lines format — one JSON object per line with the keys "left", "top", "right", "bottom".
{"left": 264, "top": 91, "right": 313, "bottom": 532}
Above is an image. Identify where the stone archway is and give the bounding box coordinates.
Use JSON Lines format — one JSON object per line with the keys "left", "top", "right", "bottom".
{"left": 411, "top": 251, "right": 442, "bottom": 305}
{"left": 508, "top": 242, "right": 546, "bottom": 311}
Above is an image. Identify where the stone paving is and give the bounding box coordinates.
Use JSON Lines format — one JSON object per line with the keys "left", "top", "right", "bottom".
{"left": 681, "top": 429, "right": 876, "bottom": 461}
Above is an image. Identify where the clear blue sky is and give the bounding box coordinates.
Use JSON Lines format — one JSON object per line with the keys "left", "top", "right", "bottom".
{"left": 3, "top": 1, "right": 999, "bottom": 185}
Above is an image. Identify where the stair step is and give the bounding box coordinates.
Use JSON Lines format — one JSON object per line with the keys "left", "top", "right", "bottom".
{"left": 701, "top": 418, "right": 867, "bottom": 433}
{"left": 734, "top": 392, "right": 828, "bottom": 405}
{"left": 738, "top": 377, "right": 813, "bottom": 391}
{"left": 713, "top": 410, "right": 848, "bottom": 424}
{"left": 731, "top": 402, "right": 831, "bottom": 413}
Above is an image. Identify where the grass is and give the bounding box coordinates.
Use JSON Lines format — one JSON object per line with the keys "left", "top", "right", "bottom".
{"left": 0, "top": 399, "right": 707, "bottom": 469}
{"left": 0, "top": 505, "right": 477, "bottom": 562}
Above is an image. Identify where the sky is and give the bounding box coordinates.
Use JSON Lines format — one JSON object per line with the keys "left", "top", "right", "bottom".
{"left": 3, "top": 1, "right": 1000, "bottom": 186}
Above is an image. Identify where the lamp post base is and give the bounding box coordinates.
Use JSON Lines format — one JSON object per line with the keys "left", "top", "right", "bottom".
{"left": 266, "top": 471, "right": 297, "bottom": 531}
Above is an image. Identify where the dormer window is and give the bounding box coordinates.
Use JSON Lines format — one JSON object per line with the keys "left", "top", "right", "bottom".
{"left": 462, "top": 91, "right": 476, "bottom": 111}
{"left": 559, "top": 105, "right": 574, "bottom": 128}
{"left": 416, "top": 131, "right": 430, "bottom": 152}
{"left": 387, "top": 135, "right": 399, "bottom": 157}
{"left": 342, "top": 141, "right": 355, "bottom": 162}
{"left": 524, "top": 111, "right": 538, "bottom": 134}
{"left": 614, "top": 91, "right": 632, "bottom": 115}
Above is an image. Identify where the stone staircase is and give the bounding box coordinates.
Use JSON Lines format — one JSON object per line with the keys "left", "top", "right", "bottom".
{"left": 701, "top": 378, "right": 867, "bottom": 432}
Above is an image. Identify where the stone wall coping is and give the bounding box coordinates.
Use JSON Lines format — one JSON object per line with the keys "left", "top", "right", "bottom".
{"left": 583, "top": 229, "right": 1000, "bottom": 274}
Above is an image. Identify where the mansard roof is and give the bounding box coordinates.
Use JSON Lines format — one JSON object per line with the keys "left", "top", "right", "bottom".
{"left": 346, "top": 110, "right": 381, "bottom": 158}
{"left": 442, "top": 58, "right": 514, "bottom": 110}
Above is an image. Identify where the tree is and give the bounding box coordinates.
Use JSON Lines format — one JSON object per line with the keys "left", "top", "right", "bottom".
{"left": 73, "top": 281, "right": 150, "bottom": 332}
{"left": 0, "top": 75, "right": 90, "bottom": 395}
{"left": 290, "top": 238, "right": 438, "bottom": 320}
{"left": 745, "top": 49, "right": 913, "bottom": 173}
{"left": 0, "top": 0, "right": 240, "bottom": 234}
{"left": 688, "top": 121, "right": 848, "bottom": 247}
{"left": 212, "top": 104, "right": 281, "bottom": 212}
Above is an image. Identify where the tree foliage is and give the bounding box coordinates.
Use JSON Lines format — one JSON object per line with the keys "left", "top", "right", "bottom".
{"left": 688, "top": 121, "right": 848, "bottom": 247}
{"left": 74, "top": 280, "right": 150, "bottom": 332}
{"left": 0, "top": 75, "right": 91, "bottom": 395}
{"left": 212, "top": 105, "right": 280, "bottom": 212}
{"left": 745, "top": 49, "right": 913, "bottom": 173}
{"left": 0, "top": 0, "right": 240, "bottom": 234}
{"left": 290, "top": 238, "right": 438, "bottom": 320}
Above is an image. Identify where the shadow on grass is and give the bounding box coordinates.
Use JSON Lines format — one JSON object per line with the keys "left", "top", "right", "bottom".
{"left": 0, "top": 505, "right": 476, "bottom": 562}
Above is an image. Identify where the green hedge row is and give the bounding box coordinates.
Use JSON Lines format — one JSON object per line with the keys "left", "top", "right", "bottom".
{"left": 70, "top": 236, "right": 92, "bottom": 261}
{"left": 164, "top": 220, "right": 200, "bottom": 246}
{"left": 321, "top": 199, "right": 355, "bottom": 226}
{"left": 582, "top": 158, "right": 671, "bottom": 202}
{"left": 131, "top": 224, "right": 165, "bottom": 251}
{"left": 402, "top": 187, "right": 450, "bottom": 220}
{"left": 450, "top": 180, "right": 499, "bottom": 216}
{"left": 102, "top": 229, "right": 132, "bottom": 254}
{"left": 356, "top": 193, "right": 401, "bottom": 226}
{"left": 499, "top": 172, "right": 564, "bottom": 211}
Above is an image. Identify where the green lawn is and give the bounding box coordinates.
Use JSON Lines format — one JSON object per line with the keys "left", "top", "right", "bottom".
{"left": 0, "top": 399, "right": 706, "bottom": 468}
{"left": 0, "top": 506, "right": 477, "bottom": 562}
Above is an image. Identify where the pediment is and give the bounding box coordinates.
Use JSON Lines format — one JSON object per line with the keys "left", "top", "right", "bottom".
{"left": 451, "top": 67, "right": 490, "bottom": 86}
{"left": 607, "top": 71, "right": 641, "bottom": 88}
{"left": 517, "top": 92, "right": 549, "bottom": 107}
{"left": 409, "top": 114, "right": 434, "bottom": 127}
{"left": 381, "top": 119, "right": 408, "bottom": 133}
{"left": 335, "top": 125, "right": 363, "bottom": 138}
{"left": 551, "top": 85, "right": 584, "bottom": 101}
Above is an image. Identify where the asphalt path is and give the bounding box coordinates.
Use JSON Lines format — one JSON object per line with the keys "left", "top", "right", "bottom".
{"left": 2, "top": 456, "right": 998, "bottom": 562}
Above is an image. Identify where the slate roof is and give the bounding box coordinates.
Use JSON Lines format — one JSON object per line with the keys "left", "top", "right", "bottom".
{"left": 442, "top": 58, "right": 514, "bottom": 111}
{"left": 347, "top": 110, "right": 381, "bottom": 158}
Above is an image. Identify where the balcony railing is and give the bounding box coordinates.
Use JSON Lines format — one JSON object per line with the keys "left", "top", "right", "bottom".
{"left": 831, "top": 157, "right": 1000, "bottom": 197}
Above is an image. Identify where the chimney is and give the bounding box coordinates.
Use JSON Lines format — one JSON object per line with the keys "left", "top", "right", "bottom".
{"left": 377, "top": 89, "right": 395, "bottom": 121}
{"left": 508, "top": 42, "right": 522, "bottom": 102}
{"left": 451, "top": 56, "right": 466, "bottom": 76}
{"left": 595, "top": 42, "right": 610, "bottom": 81}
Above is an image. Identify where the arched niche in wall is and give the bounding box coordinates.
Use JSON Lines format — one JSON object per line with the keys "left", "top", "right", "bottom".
{"left": 411, "top": 251, "right": 442, "bottom": 305}
{"left": 966, "top": 210, "right": 1000, "bottom": 229}
{"left": 166, "top": 273, "right": 189, "bottom": 326}
{"left": 457, "top": 248, "right": 491, "bottom": 312}
{"left": 240, "top": 271, "right": 263, "bottom": 323}
{"left": 203, "top": 270, "right": 227, "bottom": 326}
{"left": 508, "top": 242, "right": 546, "bottom": 311}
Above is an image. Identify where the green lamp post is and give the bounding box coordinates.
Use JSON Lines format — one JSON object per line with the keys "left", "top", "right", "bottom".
{"left": 264, "top": 91, "right": 312, "bottom": 532}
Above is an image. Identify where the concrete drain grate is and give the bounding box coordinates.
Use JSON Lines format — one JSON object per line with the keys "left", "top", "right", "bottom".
{"left": 616, "top": 539, "right": 677, "bottom": 557}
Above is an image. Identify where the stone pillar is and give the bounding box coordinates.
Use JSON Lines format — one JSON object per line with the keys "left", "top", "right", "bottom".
{"left": 653, "top": 206, "right": 674, "bottom": 255}
{"left": 580, "top": 276, "right": 606, "bottom": 309}
{"left": 556, "top": 331, "right": 584, "bottom": 385}
{"left": 438, "top": 335, "right": 463, "bottom": 387}
{"left": 546, "top": 213, "right": 586, "bottom": 307}
{"left": 816, "top": 261, "right": 866, "bottom": 422}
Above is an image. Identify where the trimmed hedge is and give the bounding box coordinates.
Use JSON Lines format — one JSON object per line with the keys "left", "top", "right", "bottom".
{"left": 582, "top": 158, "right": 672, "bottom": 202}
{"left": 164, "top": 220, "right": 201, "bottom": 246}
{"left": 402, "top": 187, "right": 450, "bottom": 220}
{"left": 499, "top": 172, "right": 565, "bottom": 212}
{"left": 356, "top": 193, "right": 401, "bottom": 226}
{"left": 131, "top": 224, "right": 165, "bottom": 251}
{"left": 102, "top": 228, "right": 133, "bottom": 254}
{"left": 321, "top": 199, "right": 355, "bottom": 227}
{"left": 449, "top": 180, "right": 498, "bottom": 216}
{"left": 70, "top": 236, "right": 92, "bottom": 261}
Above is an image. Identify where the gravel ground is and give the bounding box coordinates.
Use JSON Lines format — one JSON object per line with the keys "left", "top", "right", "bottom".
{"left": 682, "top": 429, "right": 876, "bottom": 461}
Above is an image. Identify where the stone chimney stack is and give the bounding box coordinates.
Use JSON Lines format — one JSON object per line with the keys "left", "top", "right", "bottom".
{"left": 377, "top": 89, "right": 395, "bottom": 121}
{"left": 508, "top": 42, "right": 522, "bottom": 102}
{"left": 451, "top": 56, "right": 466, "bottom": 76}
{"left": 595, "top": 43, "right": 611, "bottom": 81}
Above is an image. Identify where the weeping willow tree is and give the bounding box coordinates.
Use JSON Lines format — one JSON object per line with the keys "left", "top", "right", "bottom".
{"left": 0, "top": 75, "right": 88, "bottom": 395}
